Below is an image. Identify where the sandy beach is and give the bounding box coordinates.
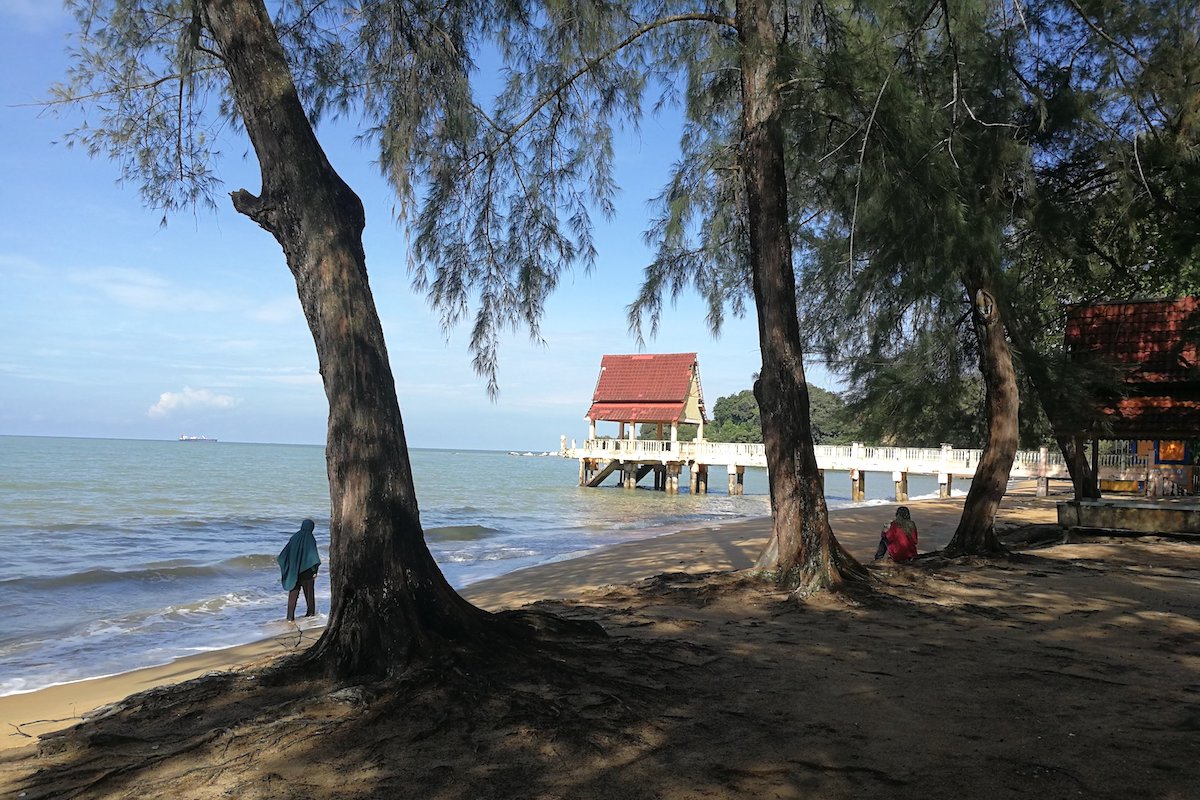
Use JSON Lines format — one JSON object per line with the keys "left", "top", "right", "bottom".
{"left": 2, "top": 486, "right": 1197, "bottom": 799}
{"left": 0, "top": 492, "right": 993, "bottom": 750}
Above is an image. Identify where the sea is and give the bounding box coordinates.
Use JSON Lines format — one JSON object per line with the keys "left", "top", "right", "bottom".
{"left": 0, "top": 435, "right": 957, "bottom": 696}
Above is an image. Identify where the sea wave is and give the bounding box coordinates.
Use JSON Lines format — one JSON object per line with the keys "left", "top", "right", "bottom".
{"left": 425, "top": 524, "right": 503, "bottom": 541}
{"left": 4, "top": 554, "right": 278, "bottom": 589}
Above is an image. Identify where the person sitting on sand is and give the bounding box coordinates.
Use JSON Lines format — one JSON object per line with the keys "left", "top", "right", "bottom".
{"left": 874, "top": 506, "right": 919, "bottom": 562}
{"left": 277, "top": 518, "right": 321, "bottom": 621}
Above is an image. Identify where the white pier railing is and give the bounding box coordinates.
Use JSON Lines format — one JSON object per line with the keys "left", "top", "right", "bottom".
{"left": 563, "top": 438, "right": 1150, "bottom": 482}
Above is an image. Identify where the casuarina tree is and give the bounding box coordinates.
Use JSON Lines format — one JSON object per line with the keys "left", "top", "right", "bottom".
{"left": 414, "top": 1, "right": 868, "bottom": 593}
{"left": 53, "top": 0, "right": 591, "bottom": 679}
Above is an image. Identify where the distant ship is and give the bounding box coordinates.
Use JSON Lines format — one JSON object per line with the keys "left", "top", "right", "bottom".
{"left": 178, "top": 435, "right": 218, "bottom": 443}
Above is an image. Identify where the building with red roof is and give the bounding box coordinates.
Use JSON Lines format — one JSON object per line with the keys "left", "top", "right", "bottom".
{"left": 585, "top": 353, "right": 707, "bottom": 442}
{"left": 1062, "top": 296, "right": 1200, "bottom": 497}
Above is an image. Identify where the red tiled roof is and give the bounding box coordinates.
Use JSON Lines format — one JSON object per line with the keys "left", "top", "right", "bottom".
{"left": 586, "top": 353, "right": 702, "bottom": 423}
{"left": 1096, "top": 394, "right": 1200, "bottom": 438}
{"left": 589, "top": 403, "right": 690, "bottom": 423}
{"left": 1065, "top": 297, "right": 1200, "bottom": 384}
{"left": 1064, "top": 298, "right": 1200, "bottom": 437}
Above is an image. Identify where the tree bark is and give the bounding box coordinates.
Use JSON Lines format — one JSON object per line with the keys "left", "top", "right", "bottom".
{"left": 201, "top": 0, "right": 495, "bottom": 678}
{"left": 944, "top": 272, "right": 1016, "bottom": 555}
{"left": 738, "top": 0, "right": 865, "bottom": 591}
{"left": 1002, "top": 313, "right": 1099, "bottom": 497}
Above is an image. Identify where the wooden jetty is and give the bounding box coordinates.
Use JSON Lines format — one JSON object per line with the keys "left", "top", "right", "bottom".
{"left": 563, "top": 352, "right": 1172, "bottom": 501}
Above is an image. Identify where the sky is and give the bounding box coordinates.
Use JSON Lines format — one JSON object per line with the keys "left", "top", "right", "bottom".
{"left": 0, "top": 2, "right": 838, "bottom": 451}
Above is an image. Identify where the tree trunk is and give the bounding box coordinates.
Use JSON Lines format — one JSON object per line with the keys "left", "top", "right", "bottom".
{"left": 944, "top": 272, "right": 1016, "bottom": 555}
{"left": 738, "top": 0, "right": 865, "bottom": 592}
{"left": 1002, "top": 314, "right": 1099, "bottom": 497}
{"left": 201, "top": 0, "right": 495, "bottom": 678}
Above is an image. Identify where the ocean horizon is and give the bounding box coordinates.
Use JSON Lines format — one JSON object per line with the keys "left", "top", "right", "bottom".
{"left": 0, "top": 435, "right": 964, "bottom": 696}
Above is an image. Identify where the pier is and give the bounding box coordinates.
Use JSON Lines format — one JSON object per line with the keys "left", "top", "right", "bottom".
{"left": 569, "top": 351, "right": 1190, "bottom": 502}
{"left": 561, "top": 438, "right": 1157, "bottom": 500}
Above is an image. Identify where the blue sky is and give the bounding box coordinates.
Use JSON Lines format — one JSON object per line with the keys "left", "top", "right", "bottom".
{"left": 0, "top": 2, "right": 837, "bottom": 450}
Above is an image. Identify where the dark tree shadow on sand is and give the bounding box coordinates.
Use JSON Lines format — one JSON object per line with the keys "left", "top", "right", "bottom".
{"left": 2, "top": 532, "right": 1198, "bottom": 800}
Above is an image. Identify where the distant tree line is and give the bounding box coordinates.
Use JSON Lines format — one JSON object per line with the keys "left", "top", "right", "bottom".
{"left": 640, "top": 384, "right": 856, "bottom": 445}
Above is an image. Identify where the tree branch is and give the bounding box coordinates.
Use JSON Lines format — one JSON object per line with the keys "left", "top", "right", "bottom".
{"left": 478, "top": 13, "right": 735, "bottom": 164}
{"left": 1062, "top": 0, "right": 1148, "bottom": 67}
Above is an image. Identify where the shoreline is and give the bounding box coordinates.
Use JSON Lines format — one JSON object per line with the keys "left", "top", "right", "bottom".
{"left": 0, "top": 487, "right": 1061, "bottom": 751}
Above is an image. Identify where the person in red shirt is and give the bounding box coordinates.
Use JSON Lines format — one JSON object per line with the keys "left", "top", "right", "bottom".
{"left": 874, "top": 506, "right": 919, "bottom": 562}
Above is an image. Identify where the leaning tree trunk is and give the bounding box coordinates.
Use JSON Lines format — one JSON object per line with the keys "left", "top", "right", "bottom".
{"left": 202, "top": 0, "right": 495, "bottom": 678}
{"left": 944, "top": 272, "right": 1017, "bottom": 556}
{"left": 739, "top": 0, "right": 865, "bottom": 592}
{"left": 1003, "top": 313, "right": 1099, "bottom": 497}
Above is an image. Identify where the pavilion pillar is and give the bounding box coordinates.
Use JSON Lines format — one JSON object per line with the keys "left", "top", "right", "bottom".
{"left": 671, "top": 422, "right": 678, "bottom": 443}
{"left": 697, "top": 417, "right": 704, "bottom": 441}
{"left": 589, "top": 418, "right": 596, "bottom": 440}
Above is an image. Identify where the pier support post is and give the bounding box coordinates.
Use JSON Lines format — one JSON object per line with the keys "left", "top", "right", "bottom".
{"left": 727, "top": 464, "right": 738, "bottom": 495}
{"left": 667, "top": 463, "right": 681, "bottom": 494}
{"left": 893, "top": 470, "right": 908, "bottom": 502}
{"left": 851, "top": 469, "right": 866, "bottom": 502}
{"left": 698, "top": 465, "right": 708, "bottom": 494}
{"left": 736, "top": 466, "right": 744, "bottom": 495}
{"left": 939, "top": 442, "right": 954, "bottom": 498}
{"left": 579, "top": 458, "right": 586, "bottom": 487}
{"left": 1037, "top": 446, "right": 1049, "bottom": 497}
{"left": 689, "top": 465, "right": 698, "bottom": 494}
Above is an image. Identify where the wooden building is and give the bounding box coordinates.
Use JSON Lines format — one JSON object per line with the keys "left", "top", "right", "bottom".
{"left": 580, "top": 353, "right": 717, "bottom": 493}
{"left": 1062, "top": 296, "right": 1200, "bottom": 499}
{"left": 586, "top": 353, "right": 708, "bottom": 443}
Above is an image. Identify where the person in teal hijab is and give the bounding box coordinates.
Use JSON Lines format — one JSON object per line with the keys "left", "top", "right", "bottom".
{"left": 277, "top": 518, "right": 321, "bottom": 621}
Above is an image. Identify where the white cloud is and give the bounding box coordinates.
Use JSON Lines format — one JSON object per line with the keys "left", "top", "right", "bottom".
{"left": 148, "top": 386, "right": 239, "bottom": 418}
{"left": 0, "top": 252, "right": 48, "bottom": 278}
{"left": 67, "top": 267, "right": 226, "bottom": 313}
{"left": 266, "top": 373, "right": 324, "bottom": 387}
{"left": 249, "top": 296, "right": 303, "bottom": 324}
